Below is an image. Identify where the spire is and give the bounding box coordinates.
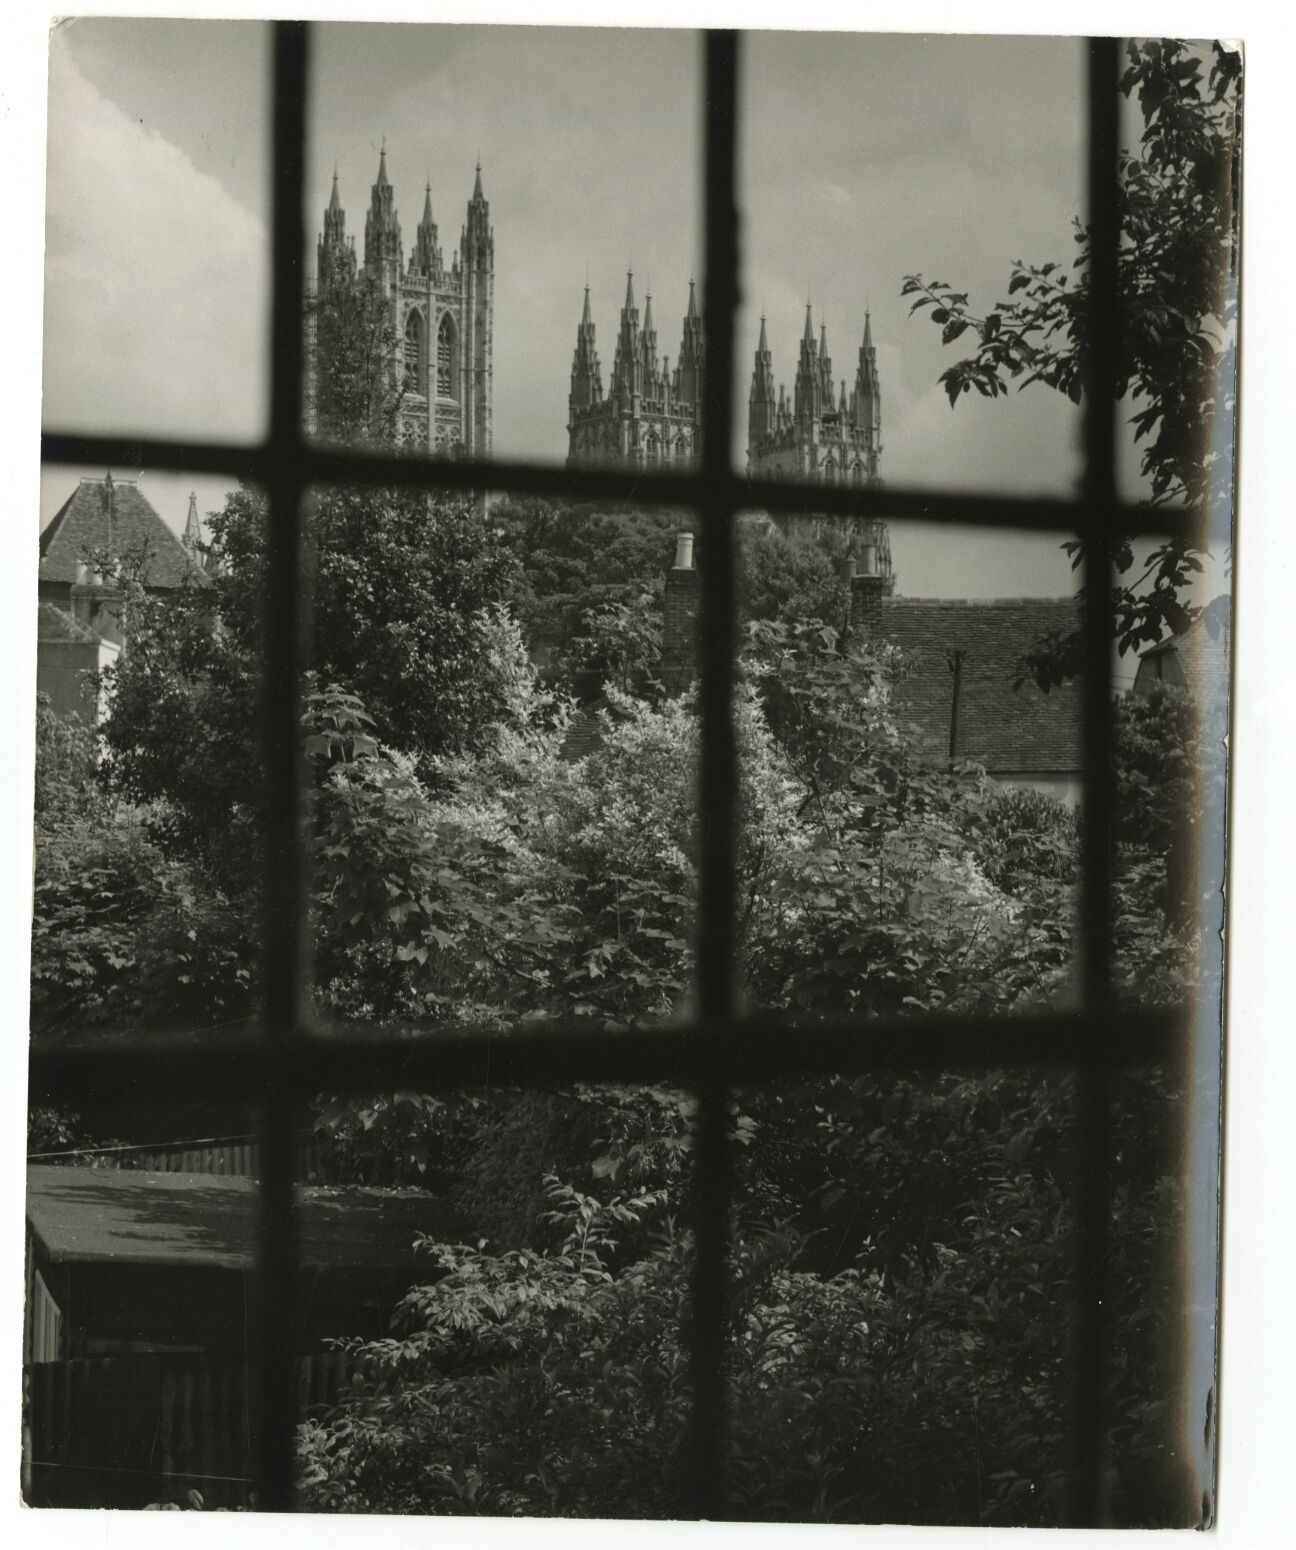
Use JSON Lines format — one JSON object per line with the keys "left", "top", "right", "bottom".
{"left": 795, "top": 303, "right": 822, "bottom": 423}
{"left": 463, "top": 157, "right": 491, "bottom": 267}
{"left": 364, "top": 141, "right": 402, "bottom": 269}
{"left": 414, "top": 175, "right": 441, "bottom": 277}
{"left": 854, "top": 310, "right": 883, "bottom": 477}
{"left": 318, "top": 166, "right": 355, "bottom": 287}
{"left": 612, "top": 272, "right": 643, "bottom": 398}
{"left": 819, "top": 319, "right": 834, "bottom": 403}
{"left": 640, "top": 290, "right": 660, "bottom": 395}
{"left": 748, "top": 311, "right": 777, "bottom": 453}
{"left": 570, "top": 283, "right": 603, "bottom": 417}
{"left": 183, "top": 491, "right": 201, "bottom": 553}
{"left": 676, "top": 278, "right": 705, "bottom": 406}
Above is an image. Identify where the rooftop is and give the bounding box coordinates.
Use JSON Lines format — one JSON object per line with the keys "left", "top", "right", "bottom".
{"left": 39, "top": 477, "right": 197, "bottom": 590}
{"left": 36, "top": 601, "right": 99, "bottom": 643}
{"left": 881, "top": 595, "right": 1082, "bottom": 774}
{"left": 26, "top": 1165, "right": 463, "bottom": 1274}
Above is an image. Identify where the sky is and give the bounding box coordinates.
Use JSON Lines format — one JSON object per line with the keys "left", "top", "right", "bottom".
{"left": 35, "top": 16, "right": 1134, "bottom": 608}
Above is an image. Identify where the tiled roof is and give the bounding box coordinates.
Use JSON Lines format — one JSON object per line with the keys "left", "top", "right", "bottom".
{"left": 879, "top": 597, "right": 1082, "bottom": 775}
{"left": 26, "top": 1165, "right": 463, "bottom": 1273}
{"left": 1136, "top": 596, "right": 1230, "bottom": 713}
{"left": 39, "top": 478, "right": 196, "bottom": 589}
{"left": 37, "top": 601, "right": 98, "bottom": 643}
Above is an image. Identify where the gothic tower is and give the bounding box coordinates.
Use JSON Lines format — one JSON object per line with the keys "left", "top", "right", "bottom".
{"left": 566, "top": 276, "right": 704, "bottom": 468}
{"left": 746, "top": 304, "right": 892, "bottom": 584}
{"left": 311, "top": 147, "right": 493, "bottom": 458}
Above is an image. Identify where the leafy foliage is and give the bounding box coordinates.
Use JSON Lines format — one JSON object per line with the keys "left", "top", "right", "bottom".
{"left": 902, "top": 39, "right": 1240, "bottom": 684}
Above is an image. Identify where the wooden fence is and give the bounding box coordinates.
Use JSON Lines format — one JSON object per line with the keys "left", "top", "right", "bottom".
{"left": 23, "top": 1349, "right": 354, "bottom": 1510}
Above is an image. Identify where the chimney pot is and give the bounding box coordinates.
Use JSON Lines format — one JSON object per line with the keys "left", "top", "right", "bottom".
{"left": 860, "top": 541, "right": 878, "bottom": 577}
{"left": 673, "top": 532, "right": 695, "bottom": 570}
{"left": 835, "top": 555, "right": 857, "bottom": 583}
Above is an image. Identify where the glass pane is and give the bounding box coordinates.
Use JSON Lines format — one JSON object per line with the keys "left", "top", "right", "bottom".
{"left": 301, "top": 484, "right": 700, "bottom": 1036}
{"left": 297, "top": 1083, "right": 691, "bottom": 1515}
{"left": 43, "top": 19, "right": 271, "bottom": 444}
{"left": 305, "top": 24, "right": 703, "bottom": 468}
{"left": 734, "top": 508, "right": 1082, "bottom": 1022}
{"left": 740, "top": 32, "right": 1085, "bottom": 497}
{"left": 31, "top": 464, "right": 266, "bottom": 1050}
{"left": 726, "top": 1065, "right": 1202, "bottom": 1526}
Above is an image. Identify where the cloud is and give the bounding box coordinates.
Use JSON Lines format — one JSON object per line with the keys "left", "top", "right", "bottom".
{"left": 42, "top": 42, "right": 268, "bottom": 445}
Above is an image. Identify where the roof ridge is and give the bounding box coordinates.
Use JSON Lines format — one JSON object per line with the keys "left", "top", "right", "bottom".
{"left": 884, "top": 594, "right": 1077, "bottom": 607}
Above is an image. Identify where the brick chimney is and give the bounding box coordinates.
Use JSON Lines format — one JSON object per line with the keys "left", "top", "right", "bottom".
{"left": 850, "top": 541, "right": 884, "bottom": 637}
{"left": 662, "top": 531, "right": 699, "bottom": 693}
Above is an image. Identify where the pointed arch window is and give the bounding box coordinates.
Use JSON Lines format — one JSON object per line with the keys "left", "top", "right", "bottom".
{"left": 437, "top": 313, "right": 457, "bottom": 400}
{"left": 851, "top": 460, "right": 865, "bottom": 485}
{"left": 404, "top": 310, "right": 425, "bottom": 393}
{"left": 823, "top": 455, "right": 836, "bottom": 483}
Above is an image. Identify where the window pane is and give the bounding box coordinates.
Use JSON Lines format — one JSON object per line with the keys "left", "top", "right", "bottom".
{"left": 740, "top": 32, "right": 1085, "bottom": 497}
{"left": 734, "top": 509, "right": 1082, "bottom": 1022}
{"left": 305, "top": 23, "right": 703, "bottom": 468}
{"left": 726, "top": 1065, "right": 1202, "bottom": 1526}
{"left": 300, "top": 486, "right": 701, "bottom": 1037}
{"left": 43, "top": 19, "right": 271, "bottom": 445}
{"left": 297, "top": 1083, "right": 690, "bottom": 1515}
{"left": 32, "top": 466, "right": 266, "bottom": 1050}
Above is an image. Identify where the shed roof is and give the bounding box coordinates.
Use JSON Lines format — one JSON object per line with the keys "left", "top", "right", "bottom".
{"left": 39, "top": 478, "right": 196, "bottom": 589}
{"left": 879, "top": 597, "right": 1082, "bottom": 775}
{"left": 26, "top": 1166, "right": 461, "bottom": 1274}
{"left": 37, "top": 601, "right": 99, "bottom": 643}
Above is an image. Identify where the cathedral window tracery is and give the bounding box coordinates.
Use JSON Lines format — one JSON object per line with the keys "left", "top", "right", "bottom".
{"left": 404, "top": 310, "right": 425, "bottom": 393}
{"left": 437, "top": 313, "right": 457, "bottom": 399}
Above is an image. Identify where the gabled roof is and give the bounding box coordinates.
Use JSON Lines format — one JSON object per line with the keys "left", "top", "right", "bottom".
{"left": 1136, "top": 596, "right": 1231, "bottom": 708}
{"left": 36, "top": 601, "right": 99, "bottom": 643}
{"left": 879, "top": 596, "right": 1082, "bottom": 775}
{"left": 26, "top": 1165, "right": 462, "bottom": 1274}
{"left": 39, "top": 478, "right": 196, "bottom": 589}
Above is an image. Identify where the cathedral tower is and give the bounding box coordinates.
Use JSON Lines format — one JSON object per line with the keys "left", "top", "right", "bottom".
{"left": 310, "top": 148, "right": 493, "bottom": 458}
{"left": 566, "top": 276, "right": 704, "bottom": 468}
{"left": 746, "top": 304, "right": 893, "bottom": 584}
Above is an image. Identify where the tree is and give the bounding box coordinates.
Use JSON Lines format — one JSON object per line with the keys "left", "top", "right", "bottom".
{"left": 902, "top": 39, "right": 1240, "bottom": 685}
{"left": 491, "top": 498, "right": 682, "bottom": 657}
{"left": 309, "top": 272, "right": 408, "bottom": 447}
{"left": 736, "top": 522, "right": 847, "bottom": 628}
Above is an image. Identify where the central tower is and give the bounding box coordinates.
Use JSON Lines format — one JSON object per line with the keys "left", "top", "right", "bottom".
{"left": 746, "top": 305, "right": 892, "bottom": 585}
{"left": 312, "top": 148, "right": 493, "bottom": 458}
{"left": 567, "top": 277, "right": 705, "bottom": 468}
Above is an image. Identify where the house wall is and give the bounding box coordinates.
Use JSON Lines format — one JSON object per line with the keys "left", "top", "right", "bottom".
{"left": 35, "top": 639, "right": 113, "bottom": 723}
{"left": 995, "top": 772, "right": 1083, "bottom": 810}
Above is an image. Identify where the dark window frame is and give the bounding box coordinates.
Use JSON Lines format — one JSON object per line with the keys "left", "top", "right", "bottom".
{"left": 34, "top": 24, "right": 1209, "bottom": 1522}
